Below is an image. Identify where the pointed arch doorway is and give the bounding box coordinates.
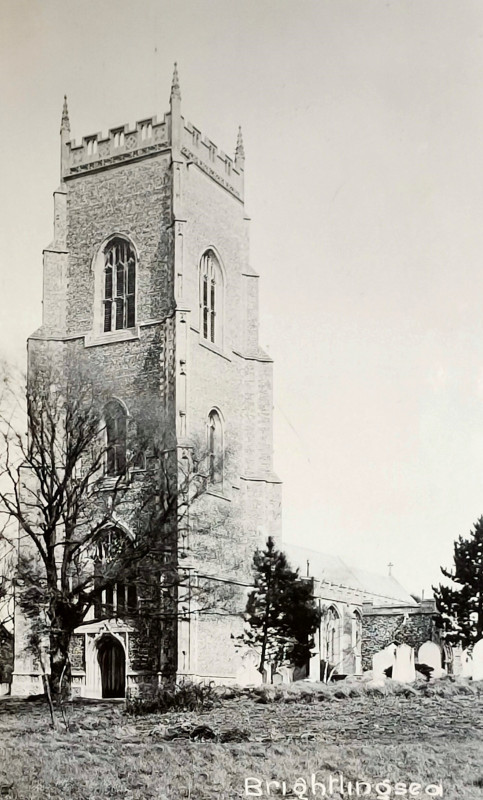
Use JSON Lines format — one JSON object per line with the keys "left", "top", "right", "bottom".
{"left": 97, "top": 634, "right": 126, "bottom": 698}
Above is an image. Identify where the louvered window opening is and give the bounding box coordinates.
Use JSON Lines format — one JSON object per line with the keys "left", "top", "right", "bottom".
{"left": 105, "top": 401, "right": 127, "bottom": 476}
{"left": 201, "top": 251, "right": 216, "bottom": 343}
{"left": 208, "top": 410, "right": 222, "bottom": 484}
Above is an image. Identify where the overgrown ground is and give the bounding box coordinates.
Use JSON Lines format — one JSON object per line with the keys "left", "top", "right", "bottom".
{"left": 1, "top": 679, "right": 483, "bottom": 799}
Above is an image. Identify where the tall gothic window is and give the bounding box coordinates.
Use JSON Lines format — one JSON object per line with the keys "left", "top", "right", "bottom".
{"left": 200, "top": 250, "right": 222, "bottom": 344}
{"left": 103, "top": 238, "right": 136, "bottom": 333}
{"left": 208, "top": 409, "right": 223, "bottom": 485}
{"left": 94, "top": 528, "right": 137, "bottom": 619}
{"left": 324, "top": 606, "right": 341, "bottom": 669}
{"left": 105, "top": 400, "right": 127, "bottom": 476}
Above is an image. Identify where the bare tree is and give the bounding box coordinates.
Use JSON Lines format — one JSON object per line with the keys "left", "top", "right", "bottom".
{"left": 0, "top": 356, "right": 233, "bottom": 705}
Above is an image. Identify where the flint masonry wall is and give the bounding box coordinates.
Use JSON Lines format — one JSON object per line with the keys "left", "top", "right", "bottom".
{"left": 15, "top": 149, "right": 179, "bottom": 694}
{"left": 14, "top": 80, "right": 282, "bottom": 693}
{"left": 175, "top": 145, "right": 281, "bottom": 683}
{"left": 361, "top": 601, "right": 439, "bottom": 671}
{"left": 66, "top": 155, "right": 173, "bottom": 332}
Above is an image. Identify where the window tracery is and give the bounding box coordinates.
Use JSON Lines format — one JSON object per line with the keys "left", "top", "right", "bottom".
{"left": 94, "top": 528, "right": 137, "bottom": 619}
{"left": 103, "top": 238, "right": 136, "bottom": 333}
{"left": 200, "top": 249, "right": 223, "bottom": 345}
{"left": 208, "top": 409, "right": 223, "bottom": 485}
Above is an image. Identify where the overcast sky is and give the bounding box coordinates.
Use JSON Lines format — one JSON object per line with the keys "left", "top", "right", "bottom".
{"left": 2, "top": 0, "right": 483, "bottom": 595}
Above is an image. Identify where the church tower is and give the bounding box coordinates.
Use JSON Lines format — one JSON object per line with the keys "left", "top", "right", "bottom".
{"left": 12, "top": 67, "right": 281, "bottom": 697}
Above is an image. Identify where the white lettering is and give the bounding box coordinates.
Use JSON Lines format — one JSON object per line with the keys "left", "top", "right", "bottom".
{"left": 245, "top": 777, "right": 263, "bottom": 796}
{"left": 293, "top": 778, "right": 308, "bottom": 798}
{"left": 311, "top": 774, "right": 327, "bottom": 795}
{"left": 395, "top": 783, "right": 408, "bottom": 796}
{"left": 376, "top": 780, "right": 392, "bottom": 796}
{"left": 356, "top": 781, "right": 372, "bottom": 796}
{"left": 329, "top": 774, "right": 344, "bottom": 794}
{"left": 409, "top": 784, "right": 422, "bottom": 796}
{"left": 425, "top": 784, "right": 443, "bottom": 797}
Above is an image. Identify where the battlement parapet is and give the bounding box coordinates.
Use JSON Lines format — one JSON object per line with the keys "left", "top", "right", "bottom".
{"left": 181, "top": 120, "right": 244, "bottom": 200}
{"left": 63, "top": 112, "right": 244, "bottom": 200}
{"left": 64, "top": 113, "right": 170, "bottom": 178}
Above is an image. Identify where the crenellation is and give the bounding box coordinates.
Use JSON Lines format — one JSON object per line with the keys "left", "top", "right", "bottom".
{"left": 64, "top": 114, "right": 170, "bottom": 178}
{"left": 65, "top": 110, "right": 243, "bottom": 199}
{"left": 183, "top": 121, "right": 243, "bottom": 197}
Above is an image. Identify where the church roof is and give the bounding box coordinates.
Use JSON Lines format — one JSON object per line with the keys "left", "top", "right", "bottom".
{"left": 282, "top": 542, "right": 417, "bottom": 607}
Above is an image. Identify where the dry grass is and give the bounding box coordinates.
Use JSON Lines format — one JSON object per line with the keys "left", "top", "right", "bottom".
{"left": 0, "top": 679, "right": 482, "bottom": 799}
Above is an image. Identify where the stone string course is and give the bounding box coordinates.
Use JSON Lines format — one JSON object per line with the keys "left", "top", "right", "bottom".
{"left": 13, "top": 77, "right": 280, "bottom": 697}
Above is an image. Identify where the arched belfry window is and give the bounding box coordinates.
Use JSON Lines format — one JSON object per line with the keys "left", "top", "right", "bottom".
{"left": 103, "top": 238, "right": 136, "bottom": 333}
{"left": 200, "top": 250, "right": 223, "bottom": 345}
{"left": 105, "top": 400, "right": 127, "bottom": 476}
{"left": 208, "top": 409, "right": 223, "bottom": 485}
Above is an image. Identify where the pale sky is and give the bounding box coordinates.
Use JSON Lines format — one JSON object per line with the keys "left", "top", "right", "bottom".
{"left": 2, "top": 0, "right": 483, "bottom": 595}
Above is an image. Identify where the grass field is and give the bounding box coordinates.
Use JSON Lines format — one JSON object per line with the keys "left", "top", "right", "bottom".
{"left": 0, "top": 680, "right": 482, "bottom": 799}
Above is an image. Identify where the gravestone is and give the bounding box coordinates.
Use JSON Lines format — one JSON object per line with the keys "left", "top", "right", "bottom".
{"left": 262, "top": 663, "right": 273, "bottom": 685}
{"left": 452, "top": 645, "right": 463, "bottom": 677}
{"left": 442, "top": 643, "right": 453, "bottom": 675}
{"left": 472, "top": 639, "right": 483, "bottom": 681}
{"left": 277, "top": 665, "right": 294, "bottom": 684}
{"left": 462, "top": 649, "right": 473, "bottom": 678}
{"left": 308, "top": 649, "right": 320, "bottom": 682}
{"left": 236, "top": 649, "right": 262, "bottom": 686}
{"left": 418, "top": 641, "right": 443, "bottom": 679}
{"left": 392, "top": 643, "right": 415, "bottom": 683}
{"left": 372, "top": 644, "right": 396, "bottom": 680}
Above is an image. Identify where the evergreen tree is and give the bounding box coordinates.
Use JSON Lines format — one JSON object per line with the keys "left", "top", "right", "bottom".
{"left": 242, "top": 537, "right": 322, "bottom": 675}
{"left": 433, "top": 516, "right": 483, "bottom": 647}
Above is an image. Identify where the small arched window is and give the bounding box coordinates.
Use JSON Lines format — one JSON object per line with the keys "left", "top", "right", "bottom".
{"left": 200, "top": 250, "right": 223, "bottom": 345}
{"left": 208, "top": 409, "right": 223, "bottom": 485}
{"left": 103, "top": 238, "right": 136, "bottom": 332}
{"left": 105, "top": 400, "right": 127, "bottom": 476}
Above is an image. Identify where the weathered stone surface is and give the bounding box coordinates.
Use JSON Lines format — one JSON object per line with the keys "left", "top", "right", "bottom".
{"left": 14, "top": 82, "right": 282, "bottom": 698}
{"left": 472, "top": 639, "right": 483, "bottom": 681}
{"left": 392, "top": 643, "right": 415, "bottom": 683}
{"left": 362, "top": 606, "right": 438, "bottom": 671}
{"left": 418, "top": 641, "right": 443, "bottom": 678}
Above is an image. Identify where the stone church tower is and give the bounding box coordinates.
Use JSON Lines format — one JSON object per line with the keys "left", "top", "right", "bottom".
{"left": 11, "top": 67, "right": 281, "bottom": 697}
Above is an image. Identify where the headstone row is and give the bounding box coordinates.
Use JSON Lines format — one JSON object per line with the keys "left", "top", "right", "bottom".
{"left": 372, "top": 638, "right": 483, "bottom": 682}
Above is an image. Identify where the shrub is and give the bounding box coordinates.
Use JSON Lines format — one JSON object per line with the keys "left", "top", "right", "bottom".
{"left": 125, "top": 681, "right": 219, "bottom": 716}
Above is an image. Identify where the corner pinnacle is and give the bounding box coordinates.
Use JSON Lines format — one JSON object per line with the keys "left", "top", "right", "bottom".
{"left": 235, "top": 126, "right": 245, "bottom": 169}
{"left": 170, "top": 62, "right": 181, "bottom": 102}
{"left": 235, "top": 126, "right": 245, "bottom": 161}
{"left": 61, "top": 95, "right": 70, "bottom": 132}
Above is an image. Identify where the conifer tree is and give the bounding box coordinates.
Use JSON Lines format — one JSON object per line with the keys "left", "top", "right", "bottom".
{"left": 433, "top": 516, "right": 483, "bottom": 647}
{"left": 242, "top": 537, "right": 321, "bottom": 676}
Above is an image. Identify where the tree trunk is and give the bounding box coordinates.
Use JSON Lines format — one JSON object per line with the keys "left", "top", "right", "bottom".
{"left": 49, "top": 624, "right": 72, "bottom": 701}
{"left": 259, "top": 572, "right": 272, "bottom": 679}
